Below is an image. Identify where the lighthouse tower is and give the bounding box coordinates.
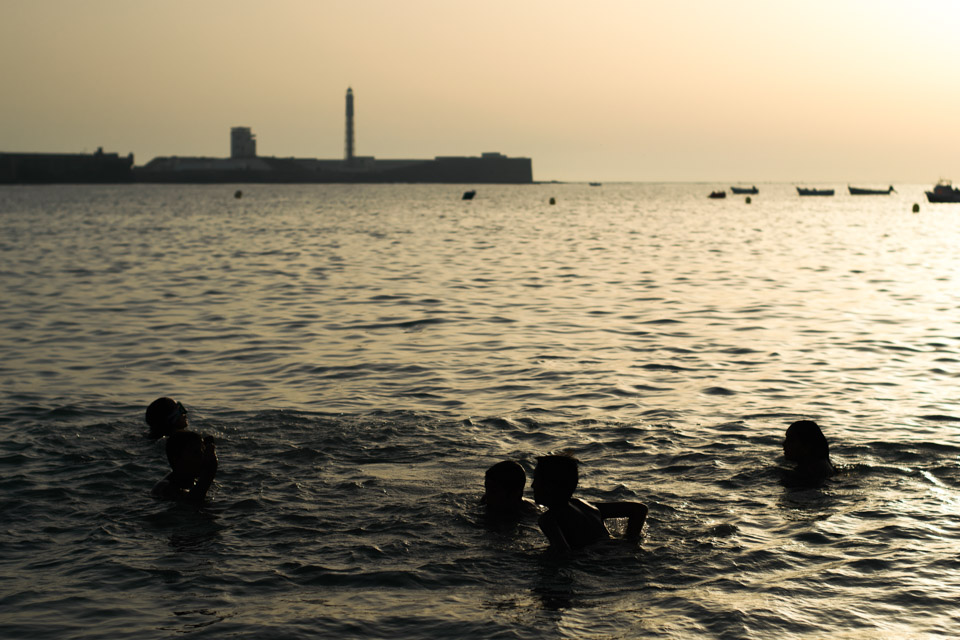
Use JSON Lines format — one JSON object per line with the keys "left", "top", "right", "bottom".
{"left": 344, "top": 87, "right": 355, "bottom": 163}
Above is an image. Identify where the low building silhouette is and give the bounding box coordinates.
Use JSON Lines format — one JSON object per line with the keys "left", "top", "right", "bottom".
{"left": 0, "top": 147, "right": 134, "bottom": 184}
{"left": 136, "top": 149, "right": 532, "bottom": 184}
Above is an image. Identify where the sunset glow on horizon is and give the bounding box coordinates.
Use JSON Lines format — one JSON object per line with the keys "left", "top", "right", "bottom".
{"left": 3, "top": 0, "right": 960, "bottom": 182}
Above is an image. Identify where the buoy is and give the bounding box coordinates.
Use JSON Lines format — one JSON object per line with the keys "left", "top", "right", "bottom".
{"left": 745, "top": 196, "right": 752, "bottom": 204}
{"left": 462, "top": 190, "right": 476, "bottom": 200}
{"left": 234, "top": 190, "right": 243, "bottom": 199}
{"left": 912, "top": 203, "right": 920, "bottom": 213}
{"left": 549, "top": 197, "right": 556, "bottom": 205}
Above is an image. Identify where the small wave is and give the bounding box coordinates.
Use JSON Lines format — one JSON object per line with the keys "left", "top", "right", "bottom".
{"left": 739, "top": 412, "right": 809, "bottom": 421}
{"left": 640, "top": 363, "right": 693, "bottom": 372}
{"left": 702, "top": 387, "right": 736, "bottom": 396}
{"left": 331, "top": 317, "right": 449, "bottom": 331}
{"left": 705, "top": 523, "right": 738, "bottom": 537}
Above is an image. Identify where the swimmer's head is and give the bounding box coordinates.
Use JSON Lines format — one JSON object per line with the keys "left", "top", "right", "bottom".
{"left": 532, "top": 455, "right": 579, "bottom": 507}
{"left": 784, "top": 420, "right": 830, "bottom": 463}
{"left": 483, "top": 460, "right": 526, "bottom": 509}
{"left": 146, "top": 397, "right": 188, "bottom": 439}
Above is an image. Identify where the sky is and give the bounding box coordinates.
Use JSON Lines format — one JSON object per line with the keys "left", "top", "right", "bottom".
{"left": 3, "top": 0, "right": 960, "bottom": 182}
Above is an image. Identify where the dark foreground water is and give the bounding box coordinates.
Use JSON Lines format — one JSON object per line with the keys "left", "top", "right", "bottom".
{"left": 1, "top": 183, "right": 959, "bottom": 638}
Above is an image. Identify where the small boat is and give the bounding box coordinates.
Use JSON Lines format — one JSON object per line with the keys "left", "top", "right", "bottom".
{"left": 848, "top": 185, "right": 895, "bottom": 195}
{"left": 462, "top": 189, "right": 476, "bottom": 200}
{"left": 708, "top": 190, "right": 726, "bottom": 199}
{"left": 797, "top": 187, "right": 834, "bottom": 196}
{"left": 730, "top": 186, "right": 758, "bottom": 194}
{"left": 588, "top": 182, "right": 602, "bottom": 187}
{"left": 925, "top": 179, "right": 960, "bottom": 203}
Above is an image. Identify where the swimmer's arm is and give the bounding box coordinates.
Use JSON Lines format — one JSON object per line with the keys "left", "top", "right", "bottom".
{"left": 151, "top": 474, "right": 175, "bottom": 499}
{"left": 538, "top": 512, "right": 572, "bottom": 553}
{"left": 597, "top": 501, "right": 648, "bottom": 538}
{"left": 187, "top": 438, "right": 219, "bottom": 502}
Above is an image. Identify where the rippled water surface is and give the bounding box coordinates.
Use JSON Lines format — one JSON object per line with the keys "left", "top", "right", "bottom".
{"left": 2, "top": 184, "right": 959, "bottom": 638}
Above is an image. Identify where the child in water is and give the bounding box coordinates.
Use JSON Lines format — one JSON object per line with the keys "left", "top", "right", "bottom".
{"left": 481, "top": 460, "right": 539, "bottom": 519}
{"left": 783, "top": 419, "right": 835, "bottom": 486}
{"left": 532, "top": 455, "right": 648, "bottom": 552}
{"left": 145, "top": 396, "right": 189, "bottom": 440}
{"left": 152, "top": 430, "right": 218, "bottom": 502}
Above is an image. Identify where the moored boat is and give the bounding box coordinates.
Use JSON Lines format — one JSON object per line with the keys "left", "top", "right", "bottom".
{"left": 730, "top": 186, "right": 758, "bottom": 194}
{"left": 848, "top": 185, "right": 895, "bottom": 195}
{"left": 925, "top": 179, "right": 960, "bottom": 203}
{"left": 797, "top": 187, "right": 834, "bottom": 196}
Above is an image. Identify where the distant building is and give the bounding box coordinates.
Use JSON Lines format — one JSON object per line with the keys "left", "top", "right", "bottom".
{"left": 231, "top": 127, "right": 256, "bottom": 159}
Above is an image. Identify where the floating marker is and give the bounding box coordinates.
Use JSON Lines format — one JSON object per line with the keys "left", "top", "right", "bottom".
{"left": 549, "top": 197, "right": 556, "bottom": 205}
{"left": 912, "top": 203, "right": 920, "bottom": 213}
{"left": 462, "top": 190, "right": 476, "bottom": 200}
{"left": 745, "top": 196, "right": 752, "bottom": 204}
{"left": 234, "top": 190, "right": 243, "bottom": 199}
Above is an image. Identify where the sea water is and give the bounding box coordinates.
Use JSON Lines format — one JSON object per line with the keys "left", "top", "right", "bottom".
{"left": 1, "top": 183, "right": 958, "bottom": 639}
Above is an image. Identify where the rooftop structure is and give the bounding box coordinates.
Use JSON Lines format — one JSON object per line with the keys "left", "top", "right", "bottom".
{"left": 231, "top": 127, "right": 256, "bottom": 159}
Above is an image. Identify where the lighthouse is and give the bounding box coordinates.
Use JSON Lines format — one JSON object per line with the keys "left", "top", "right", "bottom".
{"left": 344, "top": 87, "right": 355, "bottom": 163}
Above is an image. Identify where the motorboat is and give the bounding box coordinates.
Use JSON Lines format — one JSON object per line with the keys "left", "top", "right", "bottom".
{"left": 797, "top": 187, "right": 834, "bottom": 196}
{"left": 848, "top": 185, "right": 895, "bottom": 195}
{"left": 925, "top": 180, "right": 960, "bottom": 203}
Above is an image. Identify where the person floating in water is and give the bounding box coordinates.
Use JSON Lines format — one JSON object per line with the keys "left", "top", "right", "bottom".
{"left": 782, "top": 419, "right": 835, "bottom": 487}
{"left": 481, "top": 460, "right": 539, "bottom": 520}
{"left": 152, "top": 430, "right": 218, "bottom": 502}
{"left": 145, "top": 396, "right": 189, "bottom": 440}
{"left": 532, "top": 454, "right": 648, "bottom": 552}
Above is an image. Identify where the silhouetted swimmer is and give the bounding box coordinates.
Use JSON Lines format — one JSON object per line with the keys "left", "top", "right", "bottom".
{"left": 152, "top": 430, "right": 218, "bottom": 502}
{"left": 145, "top": 396, "right": 190, "bottom": 440}
{"left": 783, "top": 420, "right": 835, "bottom": 487}
{"left": 532, "top": 455, "right": 647, "bottom": 552}
{"left": 481, "top": 460, "right": 539, "bottom": 520}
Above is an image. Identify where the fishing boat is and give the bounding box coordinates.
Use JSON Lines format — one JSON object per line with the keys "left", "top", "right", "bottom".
{"left": 925, "top": 179, "right": 960, "bottom": 203}
{"left": 708, "top": 190, "right": 726, "bottom": 199}
{"left": 848, "top": 185, "right": 895, "bottom": 195}
{"left": 730, "top": 186, "right": 758, "bottom": 194}
{"left": 797, "top": 187, "right": 834, "bottom": 196}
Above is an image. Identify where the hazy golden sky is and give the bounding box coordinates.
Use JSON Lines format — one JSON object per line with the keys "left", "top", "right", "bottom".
{"left": 3, "top": 0, "right": 959, "bottom": 181}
